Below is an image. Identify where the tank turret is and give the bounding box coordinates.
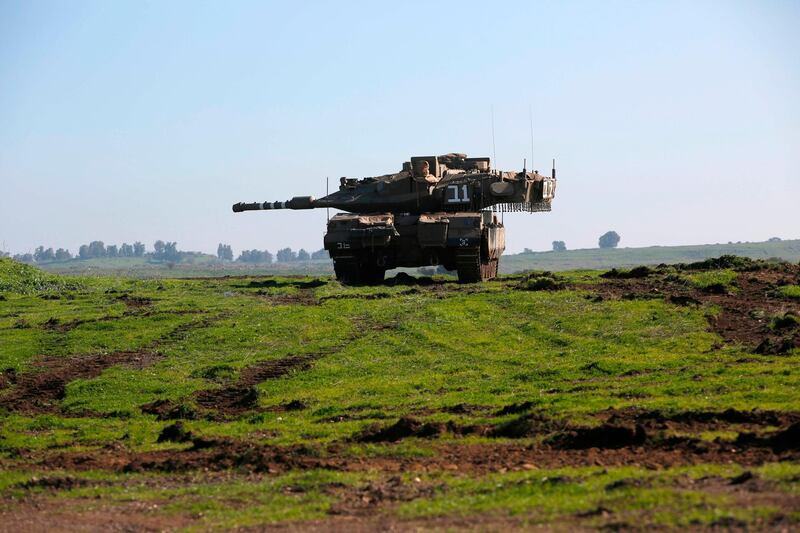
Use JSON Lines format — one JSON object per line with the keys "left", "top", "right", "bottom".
{"left": 232, "top": 154, "right": 556, "bottom": 284}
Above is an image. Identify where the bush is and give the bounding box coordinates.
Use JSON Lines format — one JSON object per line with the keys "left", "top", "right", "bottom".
{"left": 552, "top": 241, "right": 566, "bottom": 252}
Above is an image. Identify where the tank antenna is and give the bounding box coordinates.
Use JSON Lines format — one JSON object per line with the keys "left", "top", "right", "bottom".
{"left": 552, "top": 159, "right": 556, "bottom": 180}
{"left": 326, "top": 176, "right": 330, "bottom": 223}
{"left": 529, "top": 105, "right": 534, "bottom": 171}
{"left": 491, "top": 104, "right": 497, "bottom": 170}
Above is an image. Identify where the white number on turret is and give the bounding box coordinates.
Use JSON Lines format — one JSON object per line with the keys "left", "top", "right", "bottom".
{"left": 446, "top": 184, "right": 470, "bottom": 203}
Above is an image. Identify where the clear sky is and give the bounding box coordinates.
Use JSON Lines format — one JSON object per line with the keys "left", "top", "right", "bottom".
{"left": 1, "top": 0, "right": 798, "bottom": 256}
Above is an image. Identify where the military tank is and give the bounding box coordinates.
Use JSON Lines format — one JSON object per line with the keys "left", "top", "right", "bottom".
{"left": 233, "top": 153, "right": 556, "bottom": 284}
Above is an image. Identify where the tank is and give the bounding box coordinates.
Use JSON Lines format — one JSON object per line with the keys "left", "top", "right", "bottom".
{"left": 232, "top": 153, "right": 556, "bottom": 284}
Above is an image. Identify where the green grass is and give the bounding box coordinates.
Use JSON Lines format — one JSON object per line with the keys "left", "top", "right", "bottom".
{"left": 780, "top": 285, "right": 800, "bottom": 300}
{"left": 502, "top": 238, "right": 800, "bottom": 272}
{"left": 1, "top": 259, "right": 798, "bottom": 530}
{"left": 27, "top": 238, "right": 800, "bottom": 278}
{"left": 2, "top": 463, "right": 797, "bottom": 530}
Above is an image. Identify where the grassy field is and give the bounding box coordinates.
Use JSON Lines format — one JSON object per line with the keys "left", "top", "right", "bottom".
{"left": 502, "top": 238, "right": 800, "bottom": 273}
{"left": 32, "top": 238, "right": 800, "bottom": 279}
{"left": 1, "top": 257, "right": 798, "bottom": 530}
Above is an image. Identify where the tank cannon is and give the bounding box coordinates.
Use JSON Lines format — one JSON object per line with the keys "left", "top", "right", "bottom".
{"left": 232, "top": 153, "right": 556, "bottom": 284}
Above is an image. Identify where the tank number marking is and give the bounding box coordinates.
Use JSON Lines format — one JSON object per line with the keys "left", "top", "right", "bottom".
{"left": 446, "top": 184, "right": 471, "bottom": 203}
{"left": 459, "top": 238, "right": 469, "bottom": 247}
{"left": 336, "top": 242, "right": 351, "bottom": 249}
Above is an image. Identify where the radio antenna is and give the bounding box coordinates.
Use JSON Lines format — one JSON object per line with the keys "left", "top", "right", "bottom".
{"left": 325, "top": 176, "right": 330, "bottom": 223}
{"left": 491, "top": 104, "right": 497, "bottom": 170}
{"left": 529, "top": 105, "right": 535, "bottom": 171}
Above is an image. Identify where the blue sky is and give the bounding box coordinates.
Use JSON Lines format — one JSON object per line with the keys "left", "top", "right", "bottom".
{"left": 1, "top": 0, "right": 798, "bottom": 255}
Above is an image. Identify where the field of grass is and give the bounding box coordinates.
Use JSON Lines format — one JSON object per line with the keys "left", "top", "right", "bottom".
{"left": 1, "top": 257, "right": 798, "bottom": 530}
{"left": 502, "top": 238, "right": 800, "bottom": 273}
{"left": 31, "top": 238, "right": 800, "bottom": 280}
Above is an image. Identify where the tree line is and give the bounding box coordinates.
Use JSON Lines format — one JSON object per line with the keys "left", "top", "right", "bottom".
{"left": 3, "top": 240, "right": 330, "bottom": 265}
{"left": 218, "top": 243, "right": 328, "bottom": 264}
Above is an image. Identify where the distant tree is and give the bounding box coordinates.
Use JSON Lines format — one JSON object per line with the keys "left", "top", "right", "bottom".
{"left": 54, "top": 248, "right": 72, "bottom": 261}
{"left": 13, "top": 253, "right": 34, "bottom": 263}
{"left": 217, "top": 243, "right": 234, "bottom": 261}
{"left": 297, "top": 248, "right": 310, "bottom": 261}
{"left": 523, "top": 248, "right": 534, "bottom": 254}
{"left": 119, "top": 243, "right": 134, "bottom": 257}
{"left": 34, "top": 246, "right": 55, "bottom": 262}
{"left": 106, "top": 244, "right": 118, "bottom": 258}
{"left": 153, "top": 240, "right": 165, "bottom": 258}
{"left": 237, "top": 249, "right": 272, "bottom": 264}
{"left": 0, "top": 250, "right": 9, "bottom": 258}
{"left": 768, "top": 237, "right": 782, "bottom": 242}
{"left": 151, "top": 241, "right": 181, "bottom": 261}
{"left": 88, "top": 240, "right": 106, "bottom": 258}
{"left": 598, "top": 231, "right": 621, "bottom": 249}
{"left": 552, "top": 241, "right": 567, "bottom": 252}
{"left": 276, "top": 247, "right": 296, "bottom": 262}
{"left": 310, "top": 248, "right": 329, "bottom": 260}
{"left": 133, "top": 241, "right": 145, "bottom": 257}
{"left": 78, "top": 244, "right": 90, "bottom": 259}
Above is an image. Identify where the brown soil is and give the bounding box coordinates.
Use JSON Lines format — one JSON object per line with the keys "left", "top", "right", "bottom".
{"left": 0, "top": 498, "right": 194, "bottom": 533}
{"left": 0, "top": 350, "right": 161, "bottom": 414}
{"left": 192, "top": 354, "right": 318, "bottom": 415}
{"left": 19, "top": 413, "right": 799, "bottom": 475}
{"left": 189, "top": 315, "right": 390, "bottom": 418}
{"left": 2, "top": 315, "right": 225, "bottom": 415}
{"left": 587, "top": 264, "right": 800, "bottom": 354}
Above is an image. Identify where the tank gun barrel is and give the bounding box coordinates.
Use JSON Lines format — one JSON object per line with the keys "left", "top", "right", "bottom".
{"left": 232, "top": 196, "right": 316, "bottom": 213}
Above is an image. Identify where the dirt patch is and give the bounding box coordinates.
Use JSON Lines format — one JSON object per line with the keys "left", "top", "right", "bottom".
{"left": 116, "top": 294, "right": 153, "bottom": 309}
{"left": 735, "top": 423, "right": 800, "bottom": 453}
{"left": 0, "top": 350, "right": 161, "bottom": 414}
{"left": 256, "top": 289, "right": 319, "bottom": 306}
{"left": 602, "top": 407, "right": 800, "bottom": 432}
{"left": 157, "top": 422, "right": 194, "bottom": 443}
{"left": 28, "top": 433, "right": 799, "bottom": 476}
{"left": 13, "top": 475, "right": 100, "bottom": 491}
{"left": 547, "top": 424, "right": 647, "bottom": 449}
{"left": 0, "top": 367, "right": 17, "bottom": 390}
{"left": 589, "top": 261, "right": 800, "bottom": 354}
{"left": 140, "top": 399, "right": 197, "bottom": 420}
{"left": 489, "top": 412, "right": 566, "bottom": 438}
{"left": 355, "top": 417, "right": 445, "bottom": 442}
{"left": 325, "top": 475, "right": 446, "bottom": 516}
{"left": 0, "top": 498, "right": 194, "bottom": 533}
{"left": 193, "top": 354, "right": 317, "bottom": 416}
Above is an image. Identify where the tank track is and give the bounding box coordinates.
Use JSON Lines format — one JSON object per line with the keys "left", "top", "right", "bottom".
{"left": 332, "top": 254, "right": 385, "bottom": 285}
{"left": 455, "top": 249, "right": 499, "bottom": 283}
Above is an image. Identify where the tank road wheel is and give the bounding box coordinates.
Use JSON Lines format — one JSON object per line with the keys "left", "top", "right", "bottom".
{"left": 456, "top": 250, "right": 498, "bottom": 283}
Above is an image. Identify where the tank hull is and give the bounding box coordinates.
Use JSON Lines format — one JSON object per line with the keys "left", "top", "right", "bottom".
{"left": 324, "top": 211, "right": 505, "bottom": 284}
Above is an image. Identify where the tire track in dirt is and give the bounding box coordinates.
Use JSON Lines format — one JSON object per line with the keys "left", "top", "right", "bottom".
{"left": 582, "top": 260, "right": 800, "bottom": 354}
{"left": 1, "top": 314, "right": 226, "bottom": 414}
{"left": 190, "top": 314, "right": 402, "bottom": 418}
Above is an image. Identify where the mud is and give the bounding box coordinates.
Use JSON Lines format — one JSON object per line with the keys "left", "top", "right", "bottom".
{"left": 0, "top": 350, "right": 161, "bottom": 413}
{"left": 355, "top": 417, "right": 445, "bottom": 442}
{"left": 325, "top": 475, "right": 446, "bottom": 516}
{"left": 116, "top": 293, "right": 153, "bottom": 309}
{"left": 546, "top": 424, "right": 647, "bottom": 449}
{"left": 25, "top": 430, "right": 799, "bottom": 476}
{"left": 193, "top": 354, "right": 317, "bottom": 416}
{"left": 156, "top": 422, "right": 194, "bottom": 443}
{"left": 140, "top": 398, "right": 197, "bottom": 420}
{"left": 590, "top": 262, "right": 800, "bottom": 354}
